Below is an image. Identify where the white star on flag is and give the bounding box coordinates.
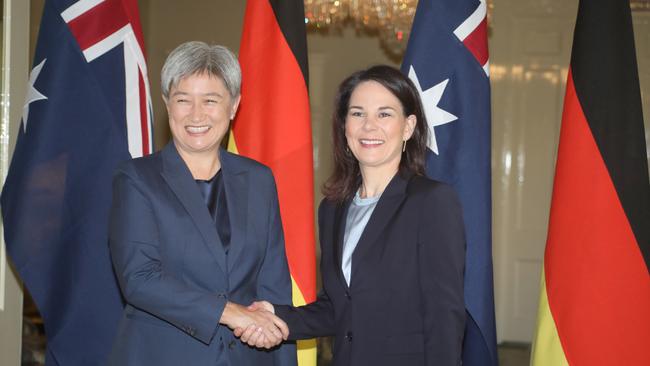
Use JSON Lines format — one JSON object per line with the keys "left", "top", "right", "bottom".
{"left": 23, "top": 59, "right": 48, "bottom": 132}
{"left": 408, "top": 65, "right": 458, "bottom": 155}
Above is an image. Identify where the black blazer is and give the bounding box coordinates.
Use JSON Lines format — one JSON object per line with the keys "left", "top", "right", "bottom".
{"left": 275, "top": 172, "right": 465, "bottom": 366}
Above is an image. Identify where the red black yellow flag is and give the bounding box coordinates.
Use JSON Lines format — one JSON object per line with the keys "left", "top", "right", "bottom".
{"left": 229, "top": 1, "right": 317, "bottom": 364}
{"left": 532, "top": 0, "right": 650, "bottom": 364}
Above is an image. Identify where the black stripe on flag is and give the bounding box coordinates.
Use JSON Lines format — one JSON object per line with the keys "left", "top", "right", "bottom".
{"left": 570, "top": 0, "right": 650, "bottom": 269}
{"left": 269, "top": 0, "right": 309, "bottom": 88}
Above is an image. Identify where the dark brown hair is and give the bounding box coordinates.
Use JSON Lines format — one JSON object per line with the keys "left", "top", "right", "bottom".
{"left": 323, "top": 65, "right": 428, "bottom": 202}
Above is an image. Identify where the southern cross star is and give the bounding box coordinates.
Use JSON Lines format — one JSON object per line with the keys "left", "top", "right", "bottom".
{"left": 408, "top": 65, "right": 457, "bottom": 155}
{"left": 22, "top": 58, "right": 48, "bottom": 133}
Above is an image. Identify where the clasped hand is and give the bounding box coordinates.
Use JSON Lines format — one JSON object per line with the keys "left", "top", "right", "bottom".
{"left": 223, "top": 301, "right": 286, "bottom": 349}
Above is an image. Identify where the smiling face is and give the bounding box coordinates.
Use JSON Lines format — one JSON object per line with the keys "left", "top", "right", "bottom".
{"left": 345, "top": 80, "right": 416, "bottom": 175}
{"left": 165, "top": 73, "right": 240, "bottom": 158}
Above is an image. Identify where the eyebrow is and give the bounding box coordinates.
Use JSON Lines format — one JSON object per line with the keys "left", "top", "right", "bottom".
{"left": 170, "top": 91, "right": 225, "bottom": 98}
{"left": 348, "top": 106, "right": 398, "bottom": 114}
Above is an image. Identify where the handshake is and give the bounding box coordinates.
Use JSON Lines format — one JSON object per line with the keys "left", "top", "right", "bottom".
{"left": 221, "top": 300, "right": 288, "bottom": 349}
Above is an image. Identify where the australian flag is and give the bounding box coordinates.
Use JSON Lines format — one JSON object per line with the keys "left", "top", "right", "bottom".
{"left": 401, "top": 0, "right": 497, "bottom": 364}
{"left": 1, "top": 0, "right": 152, "bottom": 364}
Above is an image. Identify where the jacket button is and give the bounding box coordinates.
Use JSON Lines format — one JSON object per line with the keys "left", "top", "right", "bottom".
{"left": 228, "top": 340, "right": 237, "bottom": 349}
{"left": 345, "top": 331, "right": 353, "bottom": 342}
{"left": 345, "top": 291, "right": 351, "bottom": 299}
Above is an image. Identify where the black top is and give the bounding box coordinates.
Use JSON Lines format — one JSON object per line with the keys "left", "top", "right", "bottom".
{"left": 195, "top": 170, "right": 231, "bottom": 253}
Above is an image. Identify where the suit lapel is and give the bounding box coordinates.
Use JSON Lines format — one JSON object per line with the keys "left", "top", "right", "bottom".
{"left": 219, "top": 149, "right": 248, "bottom": 271}
{"left": 333, "top": 200, "right": 352, "bottom": 290}
{"left": 160, "top": 143, "right": 227, "bottom": 273}
{"left": 350, "top": 172, "right": 411, "bottom": 282}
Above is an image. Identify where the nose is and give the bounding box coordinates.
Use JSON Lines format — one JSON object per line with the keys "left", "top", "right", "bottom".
{"left": 361, "top": 115, "right": 377, "bottom": 131}
{"left": 190, "top": 102, "right": 204, "bottom": 123}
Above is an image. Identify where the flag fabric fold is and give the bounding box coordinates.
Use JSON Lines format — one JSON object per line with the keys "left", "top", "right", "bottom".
{"left": 401, "top": 0, "right": 497, "bottom": 365}
{"left": 531, "top": 0, "right": 650, "bottom": 364}
{"left": 1, "top": 0, "right": 152, "bottom": 364}
{"left": 229, "top": 0, "right": 317, "bottom": 364}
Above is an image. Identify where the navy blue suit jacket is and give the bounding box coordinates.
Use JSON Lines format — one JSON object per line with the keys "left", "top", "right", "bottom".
{"left": 108, "top": 143, "right": 296, "bottom": 366}
{"left": 275, "top": 172, "right": 465, "bottom": 366}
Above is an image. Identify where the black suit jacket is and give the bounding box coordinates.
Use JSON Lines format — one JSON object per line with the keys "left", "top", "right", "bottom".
{"left": 275, "top": 172, "right": 465, "bottom": 366}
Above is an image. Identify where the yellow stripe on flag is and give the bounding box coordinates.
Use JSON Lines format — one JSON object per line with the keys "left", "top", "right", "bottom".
{"left": 227, "top": 130, "right": 238, "bottom": 154}
{"left": 531, "top": 271, "right": 568, "bottom": 366}
{"left": 292, "top": 277, "right": 317, "bottom": 365}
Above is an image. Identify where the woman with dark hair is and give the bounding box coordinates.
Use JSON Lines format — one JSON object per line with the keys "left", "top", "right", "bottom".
{"left": 237, "top": 65, "right": 466, "bottom": 365}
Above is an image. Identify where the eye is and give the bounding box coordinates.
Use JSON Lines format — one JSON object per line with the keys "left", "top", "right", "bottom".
{"left": 378, "top": 111, "right": 393, "bottom": 118}
{"left": 205, "top": 99, "right": 218, "bottom": 104}
{"left": 349, "top": 110, "right": 364, "bottom": 117}
{"left": 175, "top": 98, "right": 190, "bottom": 104}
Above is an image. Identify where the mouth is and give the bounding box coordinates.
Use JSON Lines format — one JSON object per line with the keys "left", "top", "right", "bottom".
{"left": 185, "top": 125, "right": 211, "bottom": 135}
{"left": 359, "top": 138, "right": 384, "bottom": 147}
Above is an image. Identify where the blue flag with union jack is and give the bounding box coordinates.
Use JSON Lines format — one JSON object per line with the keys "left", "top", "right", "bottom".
{"left": 1, "top": 0, "right": 152, "bottom": 364}
{"left": 401, "top": 0, "right": 497, "bottom": 364}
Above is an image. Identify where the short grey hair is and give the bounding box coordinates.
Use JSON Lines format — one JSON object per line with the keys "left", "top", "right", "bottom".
{"left": 161, "top": 41, "right": 241, "bottom": 100}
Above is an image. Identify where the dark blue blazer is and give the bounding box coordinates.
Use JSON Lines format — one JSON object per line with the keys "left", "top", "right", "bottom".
{"left": 275, "top": 172, "right": 465, "bottom": 366}
{"left": 107, "top": 143, "right": 296, "bottom": 366}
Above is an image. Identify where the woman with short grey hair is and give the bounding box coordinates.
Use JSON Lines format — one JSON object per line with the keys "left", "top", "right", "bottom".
{"left": 161, "top": 41, "right": 241, "bottom": 100}
{"left": 107, "top": 41, "right": 297, "bottom": 366}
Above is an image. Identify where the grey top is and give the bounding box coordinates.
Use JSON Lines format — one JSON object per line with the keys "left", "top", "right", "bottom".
{"left": 341, "top": 191, "right": 381, "bottom": 286}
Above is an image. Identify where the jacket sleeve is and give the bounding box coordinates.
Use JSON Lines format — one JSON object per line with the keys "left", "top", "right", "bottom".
{"left": 255, "top": 174, "right": 297, "bottom": 366}
{"left": 274, "top": 200, "right": 336, "bottom": 340}
{"left": 418, "top": 183, "right": 466, "bottom": 365}
{"left": 274, "top": 289, "right": 336, "bottom": 340}
{"left": 109, "top": 168, "right": 225, "bottom": 345}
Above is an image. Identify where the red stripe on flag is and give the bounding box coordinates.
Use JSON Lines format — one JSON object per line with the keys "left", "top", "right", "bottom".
{"left": 66, "top": 0, "right": 129, "bottom": 51}
{"left": 138, "top": 70, "right": 149, "bottom": 155}
{"left": 462, "top": 17, "right": 489, "bottom": 67}
{"left": 234, "top": 0, "right": 316, "bottom": 302}
{"left": 545, "top": 70, "right": 650, "bottom": 365}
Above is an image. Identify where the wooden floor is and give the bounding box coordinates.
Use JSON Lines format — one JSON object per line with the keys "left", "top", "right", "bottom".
{"left": 497, "top": 342, "right": 532, "bottom": 366}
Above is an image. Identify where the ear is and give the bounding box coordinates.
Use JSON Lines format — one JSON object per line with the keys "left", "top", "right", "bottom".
{"left": 403, "top": 114, "right": 416, "bottom": 140}
{"left": 230, "top": 95, "right": 242, "bottom": 119}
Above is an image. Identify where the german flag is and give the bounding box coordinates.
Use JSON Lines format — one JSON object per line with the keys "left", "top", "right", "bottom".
{"left": 531, "top": 0, "right": 650, "bottom": 364}
{"left": 228, "top": 1, "right": 317, "bottom": 364}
